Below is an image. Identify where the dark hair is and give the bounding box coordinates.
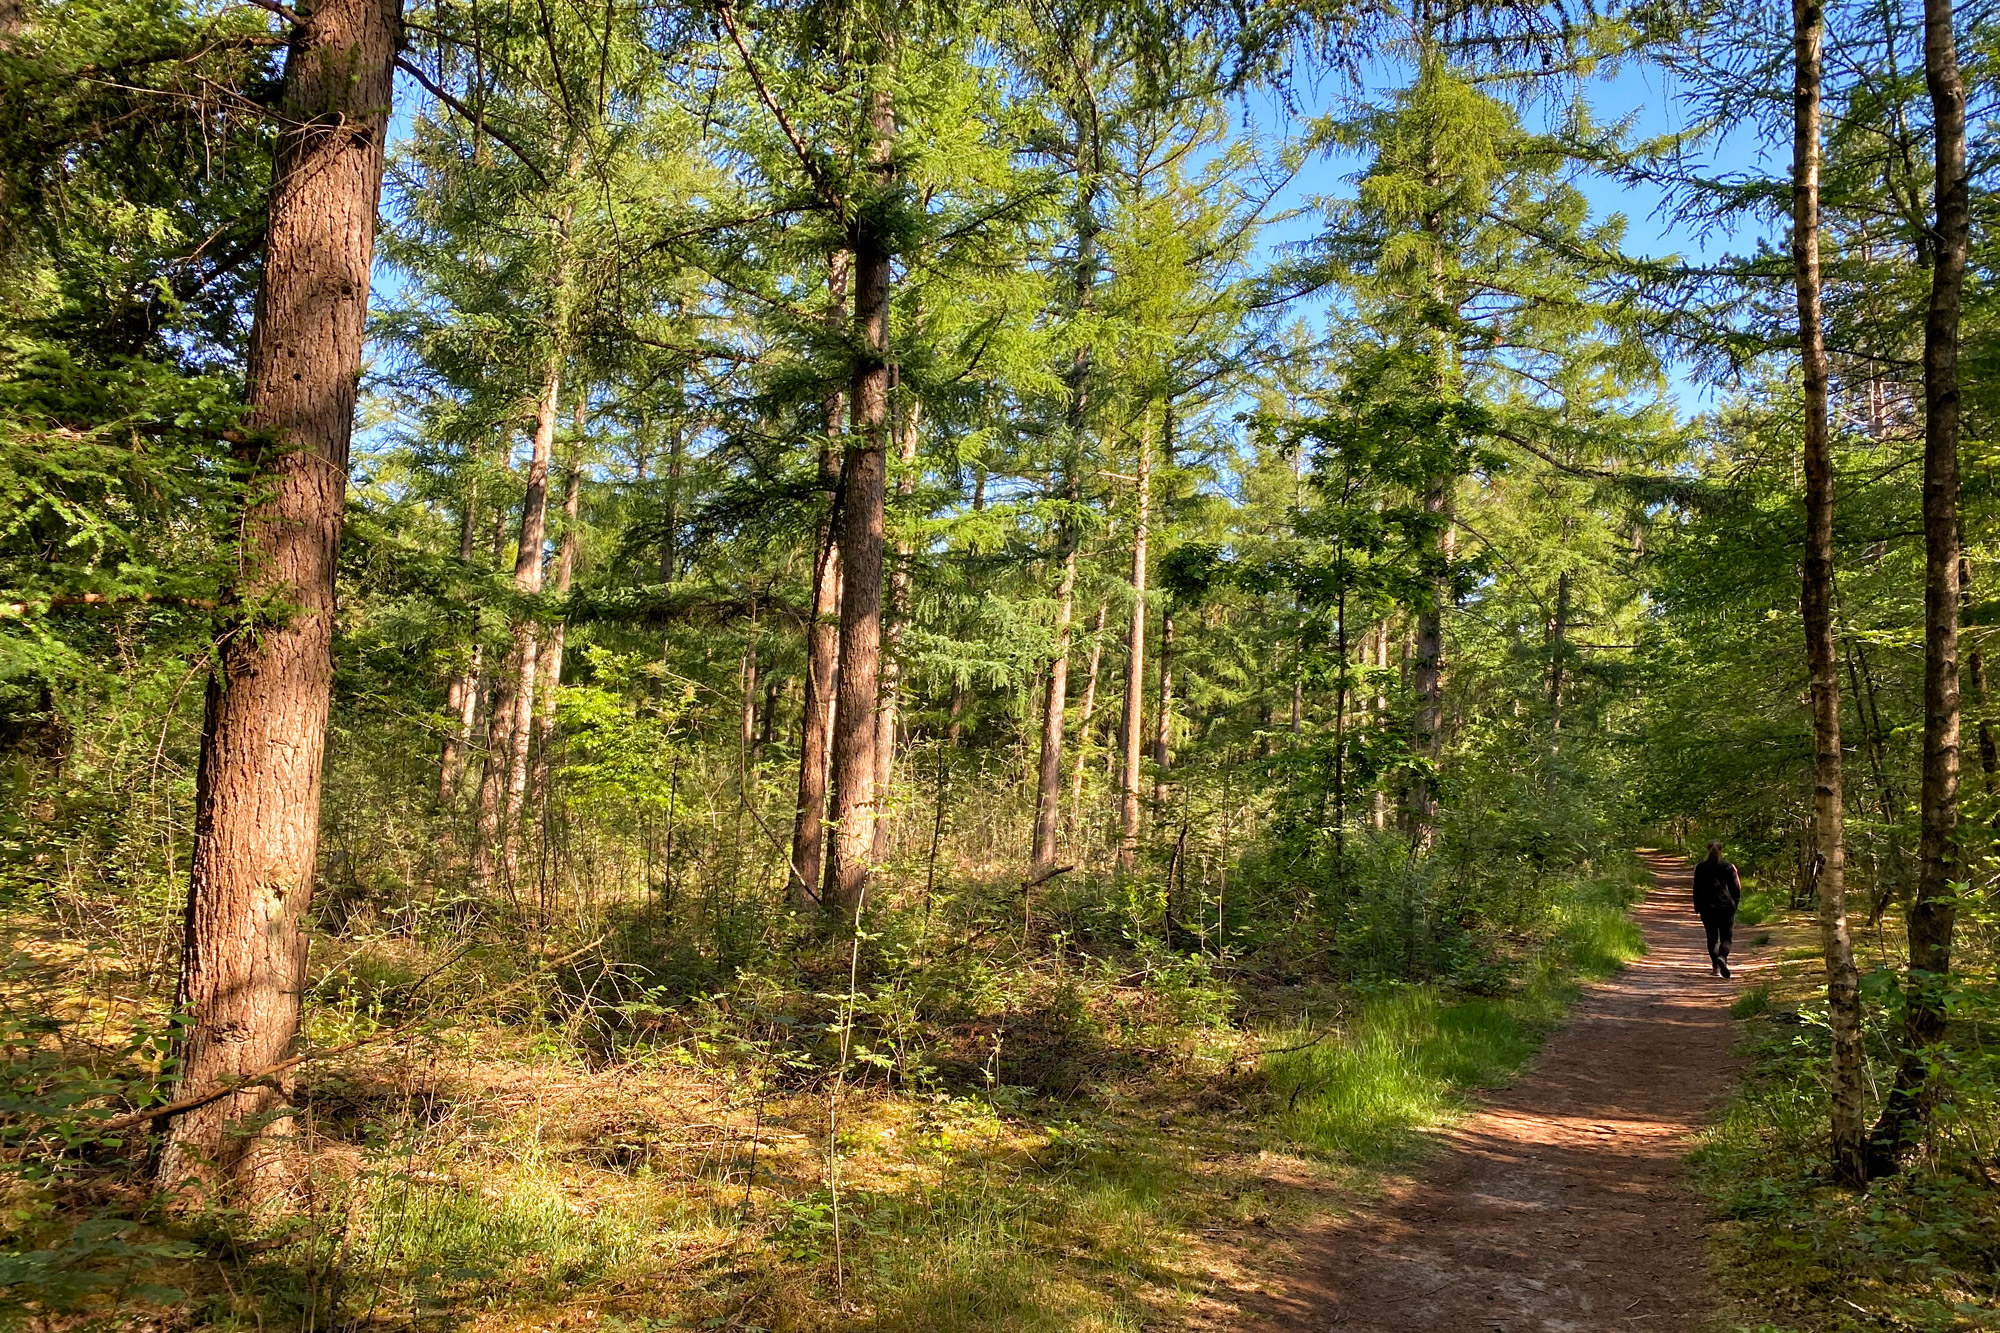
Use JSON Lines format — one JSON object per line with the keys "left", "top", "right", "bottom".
{"left": 1706, "top": 841, "right": 1723, "bottom": 861}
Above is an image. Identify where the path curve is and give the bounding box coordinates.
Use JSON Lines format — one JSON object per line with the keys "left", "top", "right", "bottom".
{"left": 1250, "top": 851, "right": 1749, "bottom": 1332}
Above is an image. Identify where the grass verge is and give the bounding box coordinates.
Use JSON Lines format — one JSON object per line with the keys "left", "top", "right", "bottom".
{"left": 1690, "top": 905, "right": 2000, "bottom": 1333}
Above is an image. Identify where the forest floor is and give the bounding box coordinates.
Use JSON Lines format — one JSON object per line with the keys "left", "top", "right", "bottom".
{"left": 1243, "top": 850, "right": 1752, "bottom": 1332}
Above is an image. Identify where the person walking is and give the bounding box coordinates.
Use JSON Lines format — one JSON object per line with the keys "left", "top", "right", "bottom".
{"left": 1692, "top": 841, "right": 1742, "bottom": 978}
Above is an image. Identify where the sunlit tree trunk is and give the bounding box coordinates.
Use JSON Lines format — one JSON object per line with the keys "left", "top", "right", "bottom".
{"left": 1873, "top": 0, "right": 1969, "bottom": 1168}
{"left": 530, "top": 417, "right": 583, "bottom": 815}
{"left": 1117, "top": 417, "right": 1152, "bottom": 872}
{"left": 440, "top": 470, "right": 482, "bottom": 803}
{"left": 1370, "top": 621, "right": 1388, "bottom": 831}
{"left": 1032, "top": 536, "right": 1077, "bottom": 871}
{"left": 825, "top": 83, "right": 895, "bottom": 915}
{"left": 1069, "top": 601, "right": 1106, "bottom": 839}
{"left": 476, "top": 354, "right": 559, "bottom": 894}
{"left": 1151, "top": 609, "right": 1173, "bottom": 811}
{"left": 160, "top": 0, "right": 398, "bottom": 1193}
{"left": 789, "top": 253, "right": 848, "bottom": 909}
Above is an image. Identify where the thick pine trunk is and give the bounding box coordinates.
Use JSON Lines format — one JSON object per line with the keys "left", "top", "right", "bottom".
{"left": 1792, "top": 0, "right": 1869, "bottom": 1186}
{"left": 1873, "top": 0, "right": 1968, "bottom": 1167}
{"left": 160, "top": 0, "right": 398, "bottom": 1192}
{"left": 789, "top": 253, "right": 848, "bottom": 909}
{"left": 1117, "top": 420, "right": 1151, "bottom": 872}
{"left": 824, "top": 86, "right": 895, "bottom": 915}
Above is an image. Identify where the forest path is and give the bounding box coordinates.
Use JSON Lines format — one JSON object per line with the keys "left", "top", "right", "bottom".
{"left": 1246, "top": 850, "right": 1754, "bottom": 1332}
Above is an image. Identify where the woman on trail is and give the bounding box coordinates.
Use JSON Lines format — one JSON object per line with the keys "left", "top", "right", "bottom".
{"left": 1692, "top": 841, "right": 1742, "bottom": 978}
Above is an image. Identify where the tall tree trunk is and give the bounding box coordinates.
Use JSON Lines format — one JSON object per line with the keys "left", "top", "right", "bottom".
{"left": 1035, "top": 169, "right": 1098, "bottom": 871}
{"left": 872, "top": 393, "right": 921, "bottom": 861}
{"left": 789, "top": 252, "right": 848, "bottom": 909}
{"left": 160, "top": 0, "right": 398, "bottom": 1192}
{"left": 1545, "top": 568, "right": 1570, "bottom": 786}
{"left": 477, "top": 352, "right": 560, "bottom": 893}
{"left": 531, "top": 416, "right": 583, "bottom": 814}
{"left": 1117, "top": 417, "right": 1152, "bottom": 872}
{"left": 1070, "top": 601, "right": 1106, "bottom": 839}
{"left": 1371, "top": 621, "right": 1389, "bottom": 831}
{"left": 1873, "top": 0, "right": 1969, "bottom": 1167}
{"left": 824, "top": 84, "right": 895, "bottom": 915}
{"left": 473, "top": 497, "right": 509, "bottom": 874}
{"left": 1032, "top": 537, "right": 1077, "bottom": 871}
{"left": 1792, "top": 0, "right": 1869, "bottom": 1186}
{"left": 1151, "top": 608, "right": 1173, "bottom": 811}
{"left": 1404, "top": 479, "right": 1452, "bottom": 845}
{"left": 440, "top": 468, "right": 482, "bottom": 803}
{"left": 739, "top": 601, "right": 761, "bottom": 766}
{"left": 756, "top": 674, "right": 780, "bottom": 767}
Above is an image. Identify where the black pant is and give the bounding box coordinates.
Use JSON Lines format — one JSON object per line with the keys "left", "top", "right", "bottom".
{"left": 1701, "top": 911, "right": 1734, "bottom": 968}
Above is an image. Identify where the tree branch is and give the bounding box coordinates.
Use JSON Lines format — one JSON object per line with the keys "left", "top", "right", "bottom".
{"left": 715, "top": 5, "right": 845, "bottom": 220}
{"left": 394, "top": 55, "right": 553, "bottom": 190}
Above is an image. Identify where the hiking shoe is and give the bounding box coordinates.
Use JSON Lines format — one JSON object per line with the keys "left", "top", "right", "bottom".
{"left": 1717, "top": 959, "right": 1731, "bottom": 979}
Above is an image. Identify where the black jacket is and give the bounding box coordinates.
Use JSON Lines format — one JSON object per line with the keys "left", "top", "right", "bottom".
{"left": 1693, "top": 858, "right": 1742, "bottom": 917}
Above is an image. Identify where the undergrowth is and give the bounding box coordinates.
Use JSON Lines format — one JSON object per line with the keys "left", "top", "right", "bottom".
{"left": 0, "top": 850, "right": 1650, "bottom": 1331}
{"left": 1691, "top": 901, "right": 2000, "bottom": 1333}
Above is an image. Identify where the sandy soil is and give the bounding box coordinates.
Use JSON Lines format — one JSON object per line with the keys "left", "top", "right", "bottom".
{"left": 1245, "top": 850, "right": 1755, "bottom": 1332}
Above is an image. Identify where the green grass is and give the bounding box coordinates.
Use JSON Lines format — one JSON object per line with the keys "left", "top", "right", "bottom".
{"left": 1265, "top": 873, "right": 1645, "bottom": 1163}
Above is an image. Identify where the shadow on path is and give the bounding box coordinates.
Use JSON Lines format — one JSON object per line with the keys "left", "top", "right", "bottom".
{"left": 1245, "top": 851, "right": 1755, "bottom": 1332}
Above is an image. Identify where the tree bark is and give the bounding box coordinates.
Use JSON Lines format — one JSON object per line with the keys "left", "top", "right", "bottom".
{"left": 1873, "top": 0, "right": 1968, "bottom": 1167}
{"left": 789, "top": 252, "right": 849, "bottom": 909}
{"left": 872, "top": 392, "right": 920, "bottom": 861}
{"left": 1404, "top": 478, "right": 1452, "bottom": 845}
{"left": 1370, "top": 621, "right": 1389, "bottom": 832}
{"left": 1151, "top": 608, "right": 1173, "bottom": 811}
{"left": 1032, "top": 534, "right": 1077, "bottom": 871}
{"left": 1070, "top": 601, "right": 1106, "bottom": 839}
{"left": 440, "top": 468, "right": 482, "bottom": 803}
{"left": 476, "top": 351, "right": 559, "bottom": 893}
{"left": 824, "top": 84, "right": 895, "bottom": 915}
{"left": 160, "top": 0, "right": 398, "bottom": 1193}
{"left": 1546, "top": 567, "right": 1570, "bottom": 783}
{"left": 1791, "top": 0, "right": 1869, "bottom": 1186}
{"left": 531, "top": 415, "right": 583, "bottom": 814}
{"left": 1117, "top": 417, "right": 1152, "bottom": 872}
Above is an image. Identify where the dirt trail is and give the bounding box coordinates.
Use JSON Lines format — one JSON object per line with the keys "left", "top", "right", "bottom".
{"left": 1249, "top": 851, "right": 1753, "bottom": 1332}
